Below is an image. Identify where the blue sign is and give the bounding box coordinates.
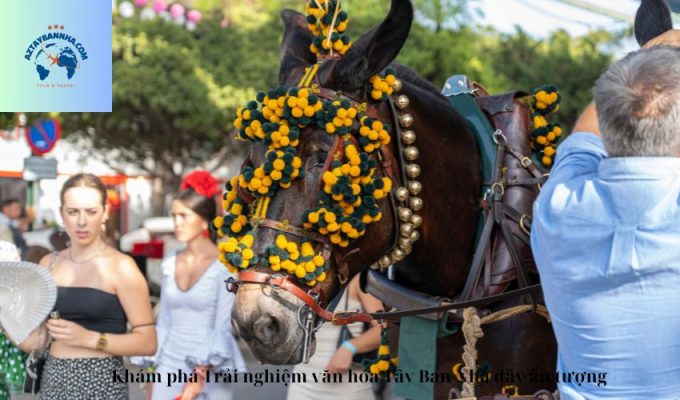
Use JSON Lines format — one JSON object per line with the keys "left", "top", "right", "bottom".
{"left": 27, "top": 119, "right": 61, "bottom": 155}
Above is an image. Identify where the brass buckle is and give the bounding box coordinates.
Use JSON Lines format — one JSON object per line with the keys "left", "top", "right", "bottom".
{"left": 491, "top": 182, "right": 505, "bottom": 197}
{"left": 519, "top": 215, "right": 531, "bottom": 236}
{"left": 520, "top": 157, "right": 532, "bottom": 169}
{"left": 502, "top": 385, "right": 519, "bottom": 397}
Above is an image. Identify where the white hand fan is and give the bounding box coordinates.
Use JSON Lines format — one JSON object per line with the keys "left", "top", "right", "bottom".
{"left": 0, "top": 261, "right": 57, "bottom": 344}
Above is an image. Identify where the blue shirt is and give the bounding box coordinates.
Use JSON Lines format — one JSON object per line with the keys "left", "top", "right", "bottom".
{"left": 531, "top": 132, "right": 680, "bottom": 399}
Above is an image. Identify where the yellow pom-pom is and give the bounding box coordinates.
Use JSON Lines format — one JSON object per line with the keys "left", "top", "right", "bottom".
{"left": 276, "top": 235, "right": 288, "bottom": 249}
{"left": 286, "top": 242, "right": 298, "bottom": 253}
{"left": 231, "top": 222, "right": 242, "bottom": 233}
{"left": 224, "top": 241, "right": 238, "bottom": 253}
{"left": 377, "top": 360, "right": 389, "bottom": 371}
{"left": 295, "top": 265, "right": 307, "bottom": 278}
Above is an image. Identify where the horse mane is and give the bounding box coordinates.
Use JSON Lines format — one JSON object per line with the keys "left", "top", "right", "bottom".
{"left": 390, "top": 63, "right": 444, "bottom": 99}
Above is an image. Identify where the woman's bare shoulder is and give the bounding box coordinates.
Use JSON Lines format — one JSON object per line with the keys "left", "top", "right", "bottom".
{"left": 38, "top": 249, "right": 66, "bottom": 268}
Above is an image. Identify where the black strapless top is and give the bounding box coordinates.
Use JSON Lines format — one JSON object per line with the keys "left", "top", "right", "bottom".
{"left": 53, "top": 287, "right": 127, "bottom": 334}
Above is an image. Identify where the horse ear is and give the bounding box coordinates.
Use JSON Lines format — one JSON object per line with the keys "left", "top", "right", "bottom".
{"left": 279, "top": 9, "right": 316, "bottom": 83}
{"left": 634, "top": 0, "right": 673, "bottom": 47}
{"left": 334, "top": 0, "right": 413, "bottom": 86}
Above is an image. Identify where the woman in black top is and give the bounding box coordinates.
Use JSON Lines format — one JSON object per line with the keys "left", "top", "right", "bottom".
{"left": 18, "top": 173, "right": 157, "bottom": 399}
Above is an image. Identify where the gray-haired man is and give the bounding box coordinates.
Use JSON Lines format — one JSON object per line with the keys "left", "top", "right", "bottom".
{"left": 532, "top": 41, "right": 680, "bottom": 398}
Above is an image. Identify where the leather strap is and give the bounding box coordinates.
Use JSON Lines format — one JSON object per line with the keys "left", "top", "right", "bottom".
{"left": 233, "top": 270, "right": 542, "bottom": 324}
{"left": 252, "top": 218, "right": 329, "bottom": 244}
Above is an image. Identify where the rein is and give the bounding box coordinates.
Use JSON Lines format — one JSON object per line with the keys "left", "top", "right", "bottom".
{"left": 227, "top": 271, "right": 542, "bottom": 323}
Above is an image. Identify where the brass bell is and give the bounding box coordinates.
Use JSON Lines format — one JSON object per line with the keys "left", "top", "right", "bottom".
{"left": 396, "top": 95, "right": 410, "bottom": 110}
{"left": 370, "top": 262, "right": 380, "bottom": 270}
{"left": 398, "top": 237, "right": 412, "bottom": 248}
{"left": 399, "top": 113, "right": 414, "bottom": 128}
{"left": 403, "top": 245, "right": 413, "bottom": 255}
{"left": 406, "top": 164, "right": 421, "bottom": 178}
{"left": 400, "top": 223, "right": 414, "bottom": 237}
{"left": 393, "top": 79, "right": 403, "bottom": 92}
{"left": 379, "top": 255, "right": 392, "bottom": 268}
{"left": 396, "top": 187, "right": 409, "bottom": 202}
{"left": 410, "top": 230, "right": 420, "bottom": 242}
{"left": 409, "top": 196, "right": 423, "bottom": 211}
{"left": 392, "top": 248, "right": 405, "bottom": 261}
{"left": 408, "top": 180, "right": 422, "bottom": 195}
{"left": 401, "top": 130, "right": 416, "bottom": 145}
{"left": 404, "top": 146, "right": 419, "bottom": 161}
{"left": 410, "top": 214, "right": 422, "bottom": 228}
{"left": 398, "top": 207, "right": 413, "bottom": 222}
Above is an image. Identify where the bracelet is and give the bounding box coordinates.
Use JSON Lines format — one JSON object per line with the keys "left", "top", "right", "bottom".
{"left": 95, "top": 332, "right": 107, "bottom": 351}
{"left": 341, "top": 340, "right": 357, "bottom": 355}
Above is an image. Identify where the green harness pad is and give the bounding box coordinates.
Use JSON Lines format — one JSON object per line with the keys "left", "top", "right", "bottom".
{"left": 444, "top": 91, "right": 497, "bottom": 249}
{"left": 392, "top": 315, "right": 459, "bottom": 400}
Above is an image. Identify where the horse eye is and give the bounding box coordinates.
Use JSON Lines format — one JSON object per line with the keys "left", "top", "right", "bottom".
{"left": 313, "top": 151, "right": 328, "bottom": 168}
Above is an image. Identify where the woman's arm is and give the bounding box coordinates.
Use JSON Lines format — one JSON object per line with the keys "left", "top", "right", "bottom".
{"left": 326, "top": 277, "right": 383, "bottom": 374}
{"left": 347, "top": 278, "right": 383, "bottom": 353}
{"left": 47, "top": 255, "right": 157, "bottom": 356}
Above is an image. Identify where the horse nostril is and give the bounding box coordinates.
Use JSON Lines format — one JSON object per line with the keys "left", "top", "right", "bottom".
{"left": 253, "top": 315, "right": 281, "bottom": 343}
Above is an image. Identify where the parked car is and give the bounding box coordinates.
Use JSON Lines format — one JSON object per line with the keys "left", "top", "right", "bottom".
{"left": 120, "top": 217, "right": 183, "bottom": 298}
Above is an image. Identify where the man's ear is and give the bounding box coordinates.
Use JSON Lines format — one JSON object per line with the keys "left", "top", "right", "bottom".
{"left": 635, "top": 0, "right": 674, "bottom": 47}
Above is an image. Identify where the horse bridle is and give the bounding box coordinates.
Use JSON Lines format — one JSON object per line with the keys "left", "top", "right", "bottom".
{"left": 226, "top": 61, "right": 405, "bottom": 329}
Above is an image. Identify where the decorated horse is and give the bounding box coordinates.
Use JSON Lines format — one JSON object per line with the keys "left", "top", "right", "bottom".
{"left": 213, "top": 0, "right": 670, "bottom": 398}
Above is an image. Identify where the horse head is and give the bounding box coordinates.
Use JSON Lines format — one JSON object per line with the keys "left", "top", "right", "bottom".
{"left": 226, "top": 0, "right": 479, "bottom": 365}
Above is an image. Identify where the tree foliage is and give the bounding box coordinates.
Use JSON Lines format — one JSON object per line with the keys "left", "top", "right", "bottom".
{"left": 18, "top": 0, "right": 623, "bottom": 209}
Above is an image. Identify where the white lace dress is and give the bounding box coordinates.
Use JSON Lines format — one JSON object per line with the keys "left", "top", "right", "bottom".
{"left": 287, "top": 288, "right": 375, "bottom": 400}
{"left": 134, "top": 253, "right": 246, "bottom": 400}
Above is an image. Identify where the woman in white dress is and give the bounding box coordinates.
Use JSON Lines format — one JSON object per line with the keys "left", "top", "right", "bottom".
{"left": 287, "top": 274, "right": 383, "bottom": 400}
{"left": 141, "top": 171, "right": 246, "bottom": 400}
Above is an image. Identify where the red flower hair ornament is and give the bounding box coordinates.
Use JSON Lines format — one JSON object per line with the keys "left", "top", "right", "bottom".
{"left": 180, "top": 170, "right": 219, "bottom": 198}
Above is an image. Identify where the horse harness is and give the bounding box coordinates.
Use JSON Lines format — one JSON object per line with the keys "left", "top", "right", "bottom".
{"left": 227, "top": 65, "right": 548, "bottom": 335}
{"left": 227, "top": 60, "right": 406, "bottom": 322}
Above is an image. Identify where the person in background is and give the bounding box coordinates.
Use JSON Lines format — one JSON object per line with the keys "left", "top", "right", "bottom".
{"left": 11, "top": 206, "right": 28, "bottom": 259}
{"left": 287, "top": 274, "right": 383, "bottom": 400}
{"left": 137, "top": 170, "right": 245, "bottom": 400}
{"left": 17, "top": 173, "right": 157, "bottom": 399}
{"left": 0, "top": 199, "right": 20, "bottom": 245}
